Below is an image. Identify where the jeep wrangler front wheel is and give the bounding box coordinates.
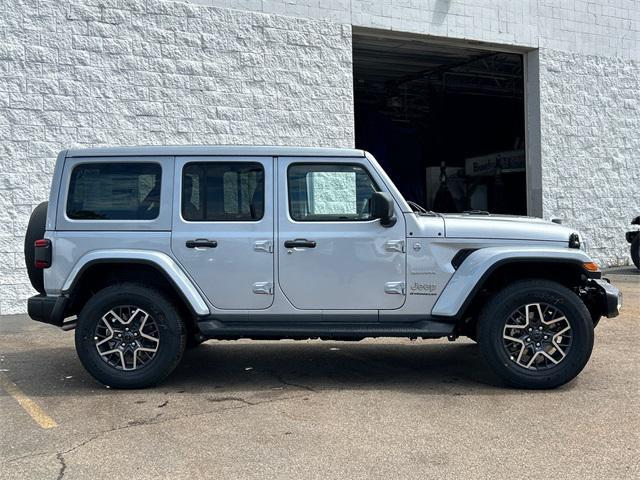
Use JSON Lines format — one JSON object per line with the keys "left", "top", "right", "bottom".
{"left": 75, "top": 283, "right": 186, "bottom": 389}
{"left": 477, "top": 279, "right": 594, "bottom": 389}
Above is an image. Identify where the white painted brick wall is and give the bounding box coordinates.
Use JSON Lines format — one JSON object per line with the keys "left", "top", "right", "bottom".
{"left": 192, "top": 0, "right": 640, "bottom": 268}
{"left": 539, "top": 47, "right": 640, "bottom": 266}
{"left": 0, "top": 0, "right": 354, "bottom": 314}
{"left": 2, "top": 0, "right": 640, "bottom": 313}
{"left": 198, "top": 0, "right": 640, "bottom": 60}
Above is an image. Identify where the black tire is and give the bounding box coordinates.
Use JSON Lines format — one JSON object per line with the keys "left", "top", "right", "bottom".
{"left": 24, "top": 201, "right": 48, "bottom": 294}
{"left": 632, "top": 236, "right": 640, "bottom": 270}
{"left": 75, "top": 283, "right": 186, "bottom": 389}
{"left": 477, "top": 279, "right": 594, "bottom": 389}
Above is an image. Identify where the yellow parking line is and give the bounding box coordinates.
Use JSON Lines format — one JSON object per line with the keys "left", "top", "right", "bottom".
{"left": 0, "top": 372, "right": 58, "bottom": 429}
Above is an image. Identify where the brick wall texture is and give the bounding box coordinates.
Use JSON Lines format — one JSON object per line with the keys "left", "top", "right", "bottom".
{"left": 2, "top": 0, "right": 640, "bottom": 313}
{"left": 0, "top": 0, "right": 354, "bottom": 314}
{"left": 539, "top": 48, "right": 640, "bottom": 266}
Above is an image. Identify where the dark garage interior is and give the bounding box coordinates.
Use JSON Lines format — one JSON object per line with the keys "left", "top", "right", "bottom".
{"left": 353, "top": 31, "right": 527, "bottom": 214}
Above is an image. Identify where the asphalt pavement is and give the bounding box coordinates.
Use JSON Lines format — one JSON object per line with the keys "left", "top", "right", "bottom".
{"left": 1, "top": 270, "right": 638, "bottom": 479}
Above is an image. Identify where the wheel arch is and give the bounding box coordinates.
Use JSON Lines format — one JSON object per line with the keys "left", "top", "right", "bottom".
{"left": 62, "top": 250, "right": 210, "bottom": 319}
{"left": 432, "top": 247, "right": 596, "bottom": 321}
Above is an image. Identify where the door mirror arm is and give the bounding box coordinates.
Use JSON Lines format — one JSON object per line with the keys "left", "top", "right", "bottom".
{"left": 370, "top": 192, "right": 397, "bottom": 228}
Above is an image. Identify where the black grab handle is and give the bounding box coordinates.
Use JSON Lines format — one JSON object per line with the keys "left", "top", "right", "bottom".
{"left": 284, "top": 239, "right": 316, "bottom": 248}
{"left": 186, "top": 239, "right": 218, "bottom": 248}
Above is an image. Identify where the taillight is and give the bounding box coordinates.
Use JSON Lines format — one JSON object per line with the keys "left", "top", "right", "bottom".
{"left": 34, "top": 239, "right": 51, "bottom": 269}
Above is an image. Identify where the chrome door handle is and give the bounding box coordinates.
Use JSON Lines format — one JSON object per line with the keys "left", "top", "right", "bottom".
{"left": 384, "top": 240, "right": 405, "bottom": 253}
{"left": 186, "top": 239, "right": 217, "bottom": 248}
{"left": 252, "top": 282, "right": 274, "bottom": 295}
{"left": 284, "top": 239, "right": 316, "bottom": 248}
{"left": 384, "top": 281, "right": 406, "bottom": 295}
{"left": 254, "top": 240, "right": 273, "bottom": 253}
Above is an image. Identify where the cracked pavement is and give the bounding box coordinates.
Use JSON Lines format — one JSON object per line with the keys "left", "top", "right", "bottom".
{"left": 1, "top": 270, "right": 639, "bottom": 479}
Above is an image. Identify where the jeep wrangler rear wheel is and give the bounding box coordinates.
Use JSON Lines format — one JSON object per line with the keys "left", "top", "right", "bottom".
{"left": 75, "top": 283, "right": 186, "bottom": 389}
{"left": 477, "top": 279, "right": 594, "bottom": 389}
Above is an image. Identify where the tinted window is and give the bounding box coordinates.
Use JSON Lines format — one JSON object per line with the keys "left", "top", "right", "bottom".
{"left": 288, "top": 164, "right": 379, "bottom": 221}
{"left": 67, "top": 163, "right": 161, "bottom": 220}
{"left": 182, "top": 162, "right": 264, "bottom": 221}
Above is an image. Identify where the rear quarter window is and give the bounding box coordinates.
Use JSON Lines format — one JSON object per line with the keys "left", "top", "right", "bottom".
{"left": 66, "top": 163, "right": 162, "bottom": 220}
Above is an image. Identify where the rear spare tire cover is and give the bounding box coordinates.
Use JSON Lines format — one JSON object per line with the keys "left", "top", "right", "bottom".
{"left": 632, "top": 236, "right": 640, "bottom": 270}
{"left": 24, "top": 201, "right": 48, "bottom": 294}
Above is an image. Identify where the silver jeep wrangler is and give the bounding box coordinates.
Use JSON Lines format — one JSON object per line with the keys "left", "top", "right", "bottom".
{"left": 25, "top": 146, "right": 622, "bottom": 389}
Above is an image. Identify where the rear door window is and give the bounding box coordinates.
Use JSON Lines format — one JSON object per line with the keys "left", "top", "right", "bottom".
{"left": 66, "top": 163, "right": 162, "bottom": 220}
{"left": 182, "top": 162, "right": 264, "bottom": 221}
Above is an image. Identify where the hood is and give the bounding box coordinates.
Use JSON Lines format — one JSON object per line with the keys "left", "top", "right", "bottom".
{"left": 441, "top": 214, "right": 577, "bottom": 243}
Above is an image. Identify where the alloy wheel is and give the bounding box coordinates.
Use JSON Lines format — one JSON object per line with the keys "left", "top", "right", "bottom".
{"left": 502, "top": 302, "right": 573, "bottom": 370}
{"left": 94, "top": 305, "right": 160, "bottom": 371}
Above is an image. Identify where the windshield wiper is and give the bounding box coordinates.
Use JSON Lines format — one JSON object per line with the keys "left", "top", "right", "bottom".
{"left": 407, "top": 200, "right": 437, "bottom": 216}
{"left": 463, "top": 210, "right": 491, "bottom": 215}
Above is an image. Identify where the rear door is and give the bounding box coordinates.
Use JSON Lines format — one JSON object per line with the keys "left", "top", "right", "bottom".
{"left": 171, "top": 156, "right": 274, "bottom": 310}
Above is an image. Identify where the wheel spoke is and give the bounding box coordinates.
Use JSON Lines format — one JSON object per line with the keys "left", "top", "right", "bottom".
{"left": 98, "top": 348, "right": 119, "bottom": 357}
{"left": 554, "top": 325, "right": 571, "bottom": 337}
{"left": 505, "top": 316, "right": 527, "bottom": 334}
{"left": 504, "top": 321, "right": 527, "bottom": 329}
{"left": 105, "top": 309, "right": 125, "bottom": 324}
{"left": 551, "top": 326, "right": 571, "bottom": 359}
{"left": 96, "top": 315, "right": 115, "bottom": 346}
{"left": 533, "top": 303, "right": 545, "bottom": 323}
{"left": 543, "top": 315, "right": 567, "bottom": 326}
{"left": 138, "top": 313, "right": 160, "bottom": 345}
{"left": 525, "top": 351, "right": 542, "bottom": 368}
{"left": 128, "top": 308, "right": 146, "bottom": 325}
{"left": 540, "top": 350, "right": 560, "bottom": 365}
{"left": 136, "top": 346, "right": 159, "bottom": 354}
{"left": 503, "top": 334, "right": 523, "bottom": 344}
{"left": 98, "top": 348, "right": 127, "bottom": 370}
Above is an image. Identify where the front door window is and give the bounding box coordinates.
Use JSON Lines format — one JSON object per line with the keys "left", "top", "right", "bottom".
{"left": 287, "top": 164, "right": 379, "bottom": 221}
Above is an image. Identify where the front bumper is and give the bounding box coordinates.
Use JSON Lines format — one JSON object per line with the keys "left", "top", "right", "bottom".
{"left": 590, "top": 278, "right": 622, "bottom": 318}
{"left": 27, "top": 294, "right": 69, "bottom": 327}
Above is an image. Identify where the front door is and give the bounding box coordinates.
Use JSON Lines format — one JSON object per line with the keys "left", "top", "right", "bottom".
{"left": 171, "top": 156, "right": 274, "bottom": 310}
{"left": 277, "top": 157, "right": 406, "bottom": 310}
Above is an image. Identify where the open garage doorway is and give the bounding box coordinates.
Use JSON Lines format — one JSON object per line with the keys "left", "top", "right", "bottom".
{"left": 353, "top": 31, "right": 527, "bottom": 214}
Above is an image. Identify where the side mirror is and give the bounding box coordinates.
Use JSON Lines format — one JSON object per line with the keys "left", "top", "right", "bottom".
{"left": 370, "top": 192, "right": 397, "bottom": 227}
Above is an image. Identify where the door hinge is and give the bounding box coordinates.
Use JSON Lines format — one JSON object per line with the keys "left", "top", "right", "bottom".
{"left": 252, "top": 282, "right": 274, "bottom": 295}
{"left": 253, "top": 240, "right": 273, "bottom": 253}
{"left": 384, "top": 240, "right": 405, "bottom": 253}
{"left": 384, "top": 281, "right": 406, "bottom": 295}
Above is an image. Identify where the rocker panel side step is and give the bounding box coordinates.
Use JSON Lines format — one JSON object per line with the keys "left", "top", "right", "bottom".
{"left": 196, "top": 319, "right": 455, "bottom": 340}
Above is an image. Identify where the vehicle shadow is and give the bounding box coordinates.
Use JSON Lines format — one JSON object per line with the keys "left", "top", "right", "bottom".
{"left": 0, "top": 340, "right": 514, "bottom": 397}
{"left": 172, "top": 340, "right": 503, "bottom": 394}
